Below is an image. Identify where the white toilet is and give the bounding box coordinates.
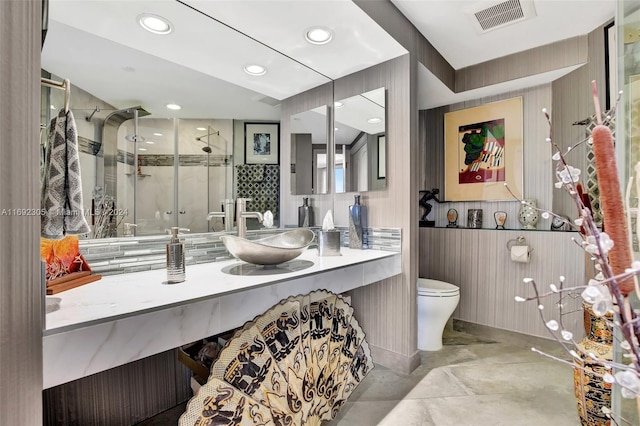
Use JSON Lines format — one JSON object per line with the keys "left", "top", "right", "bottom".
{"left": 417, "top": 278, "right": 460, "bottom": 351}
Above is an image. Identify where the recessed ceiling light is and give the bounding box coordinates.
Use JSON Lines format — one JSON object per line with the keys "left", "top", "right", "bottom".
{"left": 244, "top": 64, "right": 267, "bottom": 76}
{"left": 153, "top": 132, "right": 163, "bottom": 136}
{"left": 138, "top": 13, "right": 172, "bottom": 35}
{"left": 305, "top": 27, "right": 333, "bottom": 45}
{"left": 196, "top": 127, "right": 207, "bottom": 131}
{"left": 166, "top": 103, "right": 181, "bottom": 110}
{"left": 334, "top": 127, "right": 339, "bottom": 131}
{"left": 334, "top": 101, "right": 344, "bottom": 109}
{"left": 367, "top": 117, "right": 382, "bottom": 124}
{"left": 146, "top": 141, "right": 155, "bottom": 145}
{"left": 138, "top": 148, "right": 147, "bottom": 151}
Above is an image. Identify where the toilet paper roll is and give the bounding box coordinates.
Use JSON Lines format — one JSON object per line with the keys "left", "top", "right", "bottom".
{"left": 510, "top": 245, "right": 530, "bottom": 263}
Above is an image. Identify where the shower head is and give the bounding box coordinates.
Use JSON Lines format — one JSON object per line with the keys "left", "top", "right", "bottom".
{"left": 125, "top": 134, "right": 146, "bottom": 143}
{"left": 195, "top": 131, "right": 219, "bottom": 142}
{"left": 202, "top": 146, "right": 212, "bottom": 153}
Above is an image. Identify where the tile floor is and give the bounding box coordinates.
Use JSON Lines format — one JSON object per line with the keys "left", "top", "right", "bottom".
{"left": 138, "top": 324, "right": 623, "bottom": 425}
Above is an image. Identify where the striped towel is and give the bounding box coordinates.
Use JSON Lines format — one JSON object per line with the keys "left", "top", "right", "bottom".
{"left": 41, "top": 109, "right": 91, "bottom": 239}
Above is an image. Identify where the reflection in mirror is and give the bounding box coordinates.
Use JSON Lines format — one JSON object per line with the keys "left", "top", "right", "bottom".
{"left": 334, "top": 87, "right": 386, "bottom": 193}
{"left": 290, "top": 105, "right": 329, "bottom": 195}
{"left": 40, "top": 1, "right": 331, "bottom": 237}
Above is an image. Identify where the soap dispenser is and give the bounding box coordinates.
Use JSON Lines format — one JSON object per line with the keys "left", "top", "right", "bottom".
{"left": 166, "top": 227, "right": 189, "bottom": 283}
{"left": 298, "top": 197, "right": 314, "bottom": 227}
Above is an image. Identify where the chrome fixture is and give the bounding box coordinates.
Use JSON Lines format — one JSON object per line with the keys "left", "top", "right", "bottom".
{"left": 236, "top": 198, "right": 263, "bottom": 239}
{"left": 207, "top": 199, "right": 234, "bottom": 232}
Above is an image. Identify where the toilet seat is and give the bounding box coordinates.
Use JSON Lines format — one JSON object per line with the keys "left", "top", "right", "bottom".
{"left": 418, "top": 279, "right": 459, "bottom": 297}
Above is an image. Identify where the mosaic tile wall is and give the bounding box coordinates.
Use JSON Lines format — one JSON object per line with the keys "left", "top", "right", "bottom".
{"left": 80, "top": 227, "right": 401, "bottom": 276}
{"left": 235, "top": 164, "right": 280, "bottom": 221}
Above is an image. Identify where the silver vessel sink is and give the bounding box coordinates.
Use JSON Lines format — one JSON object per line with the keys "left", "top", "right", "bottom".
{"left": 220, "top": 229, "right": 315, "bottom": 266}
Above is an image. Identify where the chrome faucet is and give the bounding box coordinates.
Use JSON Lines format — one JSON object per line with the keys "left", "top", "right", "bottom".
{"left": 207, "top": 199, "right": 234, "bottom": 232}
{"left": 123, "top": 222, "right": 137, "bottom": 237}
{"left": 236, "top": 198, "right": 263, "bottom": 239}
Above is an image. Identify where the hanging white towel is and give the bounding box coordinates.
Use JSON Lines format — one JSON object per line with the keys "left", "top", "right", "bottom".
{"left": 41, "top": 109, "right": 91, "bottom": 239}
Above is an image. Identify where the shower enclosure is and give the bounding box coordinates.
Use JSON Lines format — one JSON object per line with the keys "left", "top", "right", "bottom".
{"left": 115, "top": 117, "right": 234, "bottom": 236}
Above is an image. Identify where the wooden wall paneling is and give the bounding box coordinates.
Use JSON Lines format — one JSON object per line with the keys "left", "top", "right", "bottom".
{"left": 419, "top": 228, "right": 584, "bottom": 339}
{"left": 0, "top": 1, "right": 43, "bottom": 424}
{"left": 331, "top": 54, "right": 419, "bottom": 372}
{"left": 456, "top": 36, "right": 588, "bottom": 92}
{"left": 43, "top": 350, "right": 191, "bottom": 425}
{"left": 552, "top": 23, "right": 608, "bottom": 220}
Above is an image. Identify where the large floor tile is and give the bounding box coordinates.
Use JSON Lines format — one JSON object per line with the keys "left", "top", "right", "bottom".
{"left": 449, "top": 359, "right": 574, "bottom": 395}
{"left": 378, "top": 399, "right": 436, "bottom": 426}
{"left": 423, "top": 393, "right": 581, "bottom": 426}
{"left": 404, "top": 367, "right": 473, "bottom": 399}
{"left": 326, "top": 401, "right": 404, "bottom": 426}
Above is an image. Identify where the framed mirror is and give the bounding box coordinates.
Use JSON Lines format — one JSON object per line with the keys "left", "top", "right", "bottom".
{"left": 290, "top": 105, "right": 329, "bottom": 195}
{"left": 40, "top": 0, "right": 331, "bottom": 237}
{"left": 334, "top": 87, "right": 386, "bottom": 193}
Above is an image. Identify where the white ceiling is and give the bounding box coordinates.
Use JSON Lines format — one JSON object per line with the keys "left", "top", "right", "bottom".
{"left": 398, "top": 0, "right": 616, "bottom": 109}
{"left": 391, "top": 0, "right": 616, "bottom": 70}
{"left": 42, "top": 0, "right": 616, "bottom": 120}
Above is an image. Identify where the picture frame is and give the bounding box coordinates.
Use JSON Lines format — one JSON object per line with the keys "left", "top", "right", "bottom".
{"left": 377, "top": 134, "right": 386, "bottom": 179}
{"left": 244, "top": 122, "right": 280, "bottom": 164}
{"left": 444, "top": 97, "right": 523, "bottom": 202}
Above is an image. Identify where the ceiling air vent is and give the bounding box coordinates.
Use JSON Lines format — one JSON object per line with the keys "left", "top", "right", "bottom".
{"left": 468, "top": 0, "right": 536, "bottom": 33}
{"left": 257, "top": 96, "right": 281, "bottom": 107}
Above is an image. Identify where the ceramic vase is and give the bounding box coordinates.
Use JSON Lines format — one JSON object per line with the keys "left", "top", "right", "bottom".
{"left": 518, "top": 199, "right": 539, "bottom": 230}
{"left": 573, "top": 304, "right": 612, "bottom": 426}
{"left": 349, "top": 195, "right": 368, "bottom": 249}
{"left": 494, "top": 211, "right": 507, "bottom": 229}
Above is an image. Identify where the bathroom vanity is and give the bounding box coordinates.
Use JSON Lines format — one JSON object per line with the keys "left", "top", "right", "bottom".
{"left": 43, "top": 247, "right": 401, "bottom": 389}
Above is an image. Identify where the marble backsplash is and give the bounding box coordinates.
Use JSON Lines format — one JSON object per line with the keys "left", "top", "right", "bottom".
{"left": 80, "top": 227, "right": 401, "bottom": 276}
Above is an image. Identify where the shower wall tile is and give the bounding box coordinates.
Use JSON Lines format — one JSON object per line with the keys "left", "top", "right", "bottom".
{"left": 235, "top": 164, "right": 280, "bottom": 221}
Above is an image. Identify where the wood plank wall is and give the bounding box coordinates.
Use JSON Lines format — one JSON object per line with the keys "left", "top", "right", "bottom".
{"left": 281, "top": 55, "right": 421, "bottom": 373}
{"left": 43, "top": 350, "right": 191, "bottom": 425}
{"left": 552, "top": 23, "right": 609, "bottom": 220}
{"left": 419, "top": 228, "right": 584, "bottom": 339}
{"left": 0, "top": 1, "right": 43, "bottom": 424}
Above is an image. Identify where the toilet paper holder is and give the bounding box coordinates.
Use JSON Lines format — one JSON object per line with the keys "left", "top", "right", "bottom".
{"left": 506, "top": 235, "right": 533, "bottom": 252}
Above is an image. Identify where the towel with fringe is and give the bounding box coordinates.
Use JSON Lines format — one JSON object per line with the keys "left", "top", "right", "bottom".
{"left": 41, "top": 109, "right": 91, "bottom": 239}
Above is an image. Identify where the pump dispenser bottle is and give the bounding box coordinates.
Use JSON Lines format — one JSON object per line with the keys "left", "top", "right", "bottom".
{"left": 166, "top": 227, "right": 189, "bottom": 283}
{"left": 298, "top": 197, "right": 314, "bottom": 227}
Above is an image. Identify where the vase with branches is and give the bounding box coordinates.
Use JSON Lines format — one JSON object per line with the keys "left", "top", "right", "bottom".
{"left": 511, "top": 83, "right": 640, "bottom": 425}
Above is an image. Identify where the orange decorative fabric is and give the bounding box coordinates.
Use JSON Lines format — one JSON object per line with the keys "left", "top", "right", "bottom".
{"left": 40, "top": 236, "right": 90, "bottom": 281}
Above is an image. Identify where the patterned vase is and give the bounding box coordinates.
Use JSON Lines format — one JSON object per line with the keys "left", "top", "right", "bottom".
{"left": 518, "top": 198, "right": 539, "bottom": 230}
{"left": 573, "top": 304, "right": 613, "bottom": 426}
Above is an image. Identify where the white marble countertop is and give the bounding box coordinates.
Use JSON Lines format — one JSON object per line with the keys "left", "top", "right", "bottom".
{"left": 45, "top": 247, "right": 399, "bottom": 336}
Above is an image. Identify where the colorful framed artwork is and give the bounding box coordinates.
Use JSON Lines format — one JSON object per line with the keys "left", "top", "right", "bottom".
{"left": 244, "top": 122, "right": 280, "bottom": 164}
{"left": 444, "top": 97, "right": 523, "bottom": 201}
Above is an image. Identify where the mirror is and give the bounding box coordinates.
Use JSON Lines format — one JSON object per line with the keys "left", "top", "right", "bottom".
{"left": 41, "top": 1, "right": 331, "bottom": 237}
{"left": 334, "top": 87, "right": 386, "bottom": 193}
{"left": 290, "top": 105, "right": 329, "bottom": 195}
